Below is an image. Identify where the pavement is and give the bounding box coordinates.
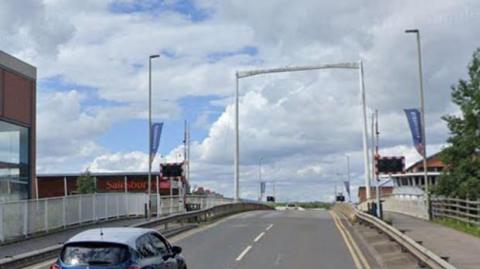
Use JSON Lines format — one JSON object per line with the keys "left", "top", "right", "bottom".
{"left": 385, "top": 211, "right": 480, "bottom": 269}
{"left": 25, "top": 209, "right": 361, "bottom": 269}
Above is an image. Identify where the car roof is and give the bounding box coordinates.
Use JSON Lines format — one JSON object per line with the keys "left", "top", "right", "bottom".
{"left": 66, "top": 227, "right": 158, "bottom": 249}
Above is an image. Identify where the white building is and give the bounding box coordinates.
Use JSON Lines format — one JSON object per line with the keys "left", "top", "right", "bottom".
{"left": 390, "top": 153, "right": 444, "bottom": 200}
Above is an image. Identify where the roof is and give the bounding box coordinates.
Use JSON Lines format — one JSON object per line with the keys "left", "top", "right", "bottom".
{"left": 0, "top": 50, "right": 36, "bottom": 80}
{"left": 406, "top": 152, "right": 443, "bottom": 171}
{"left": 66, "top": 227, "right": 157, "bottom": 249}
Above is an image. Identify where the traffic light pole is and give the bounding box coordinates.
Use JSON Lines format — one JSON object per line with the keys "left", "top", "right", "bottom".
{"left": 148, "top": 54, "right": 159, "bottom": 218}
{"left": 374, "top": 110, "right": 381, "bottom": 218}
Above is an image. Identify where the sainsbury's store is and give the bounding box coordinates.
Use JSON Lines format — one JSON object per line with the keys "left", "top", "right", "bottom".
{"left": 36, "top": 171, "right": 185, "bottom": 198}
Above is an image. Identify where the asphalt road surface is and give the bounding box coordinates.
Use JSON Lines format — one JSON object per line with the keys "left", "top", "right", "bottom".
{"left": 28, "top": 209, "right": 357, "bottom": 269}
{"left": 176, "top": 209, "right": 356, "bottom": 269}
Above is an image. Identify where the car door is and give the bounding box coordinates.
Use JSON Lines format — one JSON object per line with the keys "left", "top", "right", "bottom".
{"left": 149, "top": 233, "right": 179, "bottom": 269}
{"left": 135, "top": 234, "right": 165, "bottom": 269}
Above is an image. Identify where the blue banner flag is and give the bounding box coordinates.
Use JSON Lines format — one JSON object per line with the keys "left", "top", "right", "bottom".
{"left": 260, "top": 181, "right": 266, "bottom": 194}
{"left": 150, "top": 122, "right": 164, "bottom": 163}
{"left": 343, "top": 181, "right": 350, "bottom": 197}
{"left": 404, "top": 109, "right": 424, "bottom": 155}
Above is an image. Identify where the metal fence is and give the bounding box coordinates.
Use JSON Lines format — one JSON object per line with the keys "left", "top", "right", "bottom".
{"left": 150, "top": 195, "right": 232, "bottom": 216}
{"left": 431, "top": 197, "right": 480, "bottom": 226}
{"left": 0, "top": 193, "right": 232, "bottom": 243}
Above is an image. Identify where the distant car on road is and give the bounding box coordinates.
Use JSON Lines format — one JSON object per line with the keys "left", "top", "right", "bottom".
{"left": 50, "top": 227, "right": 187, "bottom": 269}
{"left": 286, "top": 203, "right": 297, "bottom": 209}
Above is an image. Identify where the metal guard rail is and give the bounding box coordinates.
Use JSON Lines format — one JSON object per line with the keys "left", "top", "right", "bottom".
{"left": 354, "top": 209, "right": 456, "bottom": 269}
{"left": 0, "top": 202, "right": 272, "bottom": 269}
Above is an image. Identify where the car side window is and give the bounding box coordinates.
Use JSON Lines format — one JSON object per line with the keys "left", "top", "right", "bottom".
{"left": 136, "top": 235, "right": 157, "bottom": 258}
{"left": 148, "top": 233, "right": 169, "bottom": 257}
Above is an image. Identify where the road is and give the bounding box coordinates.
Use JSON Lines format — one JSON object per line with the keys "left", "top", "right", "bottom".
{"left": 175, "top": 209, "right": 357, "bottom": 269}
{"left": 28, "top": 209, "right": 359, "bottom": 269}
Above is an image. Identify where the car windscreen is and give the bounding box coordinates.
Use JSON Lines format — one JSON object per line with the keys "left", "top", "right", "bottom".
{"left": 61, "top": 242, "right": 129, "bottom": 266}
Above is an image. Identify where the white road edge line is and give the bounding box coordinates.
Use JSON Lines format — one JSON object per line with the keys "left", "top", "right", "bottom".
{"left": 254, "top": 232, "right": 265, "bottom": 242}
{"left": 236, "top": 245, "right": 252, "bottom": 261}
{"left": 266, "top": 224, "right": 274, "bottom": 231}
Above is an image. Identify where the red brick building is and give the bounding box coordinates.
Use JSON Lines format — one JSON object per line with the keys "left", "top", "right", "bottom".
{"left": 357, "top": 186, "right": 394, "bottom": 203}
{"left": 0, "top": 51, "right": 36, "bottom": 202}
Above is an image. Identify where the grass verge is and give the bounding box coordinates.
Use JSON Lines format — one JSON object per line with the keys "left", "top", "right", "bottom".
{"left": 434, "top": 218, "right": 480, "bottom": 238}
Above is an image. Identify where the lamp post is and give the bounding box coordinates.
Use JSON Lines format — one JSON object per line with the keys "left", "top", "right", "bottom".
{"left": 258, "top": 157, "right": 263, "bottom": 201}
{"left": 234, "top": 62, "right": 372, "bottom": 201}
{"left": 346, "top": 155, "right": 351, "bottom": 202}
{"left": 405, "top": 29, "right": 430, "bottom": 220}
{"left": 148, "top": 54, "right": 160, "bottom": 218}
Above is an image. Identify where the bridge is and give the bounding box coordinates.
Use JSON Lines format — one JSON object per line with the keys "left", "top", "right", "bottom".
{"left": 2, "top": 193, "right": 479, "bottom": 269}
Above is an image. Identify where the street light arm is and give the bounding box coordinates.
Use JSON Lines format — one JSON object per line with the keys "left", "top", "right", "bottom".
{"left": 237, "top": 62, "right": 359, "bottom": 78}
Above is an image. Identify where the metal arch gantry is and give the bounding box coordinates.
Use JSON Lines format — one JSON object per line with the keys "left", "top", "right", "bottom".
{"left": 234, "top": 61, "right": 372, "bottom": 201}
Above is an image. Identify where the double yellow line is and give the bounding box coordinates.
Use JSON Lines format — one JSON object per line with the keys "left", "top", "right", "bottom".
{"left": 330, "top": 211, "right": 371, "bottom": 269}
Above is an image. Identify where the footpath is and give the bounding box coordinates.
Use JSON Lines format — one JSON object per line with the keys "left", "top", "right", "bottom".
{"left": 384, "top": 212, "right": 480, "bottom": 269}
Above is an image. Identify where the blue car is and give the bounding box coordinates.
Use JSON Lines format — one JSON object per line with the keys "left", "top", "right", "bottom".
{"left": 50, "top": 227, "right": 187, "bottom": 269}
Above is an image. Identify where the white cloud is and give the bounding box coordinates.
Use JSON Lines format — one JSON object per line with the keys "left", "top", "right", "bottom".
{"left": 1, "top": 0, "right": 477, "bottom": 201}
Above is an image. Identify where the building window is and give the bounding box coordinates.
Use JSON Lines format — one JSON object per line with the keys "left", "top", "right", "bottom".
{"left": 0, "top": 120, "right": 30, "bottom": 202}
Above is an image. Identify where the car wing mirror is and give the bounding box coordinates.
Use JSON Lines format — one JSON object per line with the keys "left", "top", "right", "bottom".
{"left": 171, "top": 246, "right": 182, "bottom": 255}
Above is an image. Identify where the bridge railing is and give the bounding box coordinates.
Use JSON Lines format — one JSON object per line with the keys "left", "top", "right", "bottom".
{"left": 431, "top": 197, "right": 480, "bottom": 226}
{"left": 0, "top": 193, "right": 231, "bottom": 243}
{"left": 0, "top": 201, "right": 271, "bottom": 269}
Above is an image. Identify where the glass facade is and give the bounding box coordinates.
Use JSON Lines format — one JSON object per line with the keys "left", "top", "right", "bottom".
{"left": 0, "top": 120, "right": 30, "bottom": 202}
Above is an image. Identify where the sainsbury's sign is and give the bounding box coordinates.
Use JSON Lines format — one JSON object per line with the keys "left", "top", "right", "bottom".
{"left": 105, "top": 180, "right": 171, "bottom": 191}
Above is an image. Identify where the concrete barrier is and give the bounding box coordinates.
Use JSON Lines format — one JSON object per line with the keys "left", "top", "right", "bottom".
{"left": 358, "top": 196, "right": 428, "bottom": 220}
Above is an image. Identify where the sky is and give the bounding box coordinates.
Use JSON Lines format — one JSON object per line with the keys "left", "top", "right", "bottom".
{"left": 1, "top": 0, "right": 479, "bottom": 202}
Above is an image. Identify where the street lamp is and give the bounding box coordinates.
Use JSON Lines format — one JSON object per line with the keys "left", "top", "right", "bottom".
{"left": 234, "top": 62, "right": 372, "bottom": 201}
{"left": 148, "top": 54, "right": 160, "bottom": 218}
{"left": 346, "top": 155, "right": 351, "bottom": 202}
{"left": 405, "top": 29, "right": 430, "bottom": 220}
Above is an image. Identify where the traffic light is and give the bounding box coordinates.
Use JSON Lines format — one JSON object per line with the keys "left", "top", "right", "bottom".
{"left": 161, "top": 163, "right": 184, "bottom": 177}
{"left": 376, "top": 156, "right": 405, "bottom": 174}
{"left": 267, "top": 196, "right": 275, "bottom": 202}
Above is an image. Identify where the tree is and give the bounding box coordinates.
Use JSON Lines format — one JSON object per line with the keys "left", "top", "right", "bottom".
{"left": 76, "top": 170, "right": 96, "bottom": 194}
{"left": 438, "top": 48, "right": 480, "bottom": 199}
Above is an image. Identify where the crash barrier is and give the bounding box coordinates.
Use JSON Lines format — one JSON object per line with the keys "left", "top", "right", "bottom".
{"left": 334, "top": 203, "right": 456, "bottom": 269}
{"left": 0, "top": 193, "right": 232, "bottom": 243}
{"left": 0, "top": 201, "right": 271, "bottom": 269}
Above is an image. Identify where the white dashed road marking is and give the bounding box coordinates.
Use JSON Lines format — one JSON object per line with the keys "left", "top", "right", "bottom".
{"left": 254, "top": 232, "right": 265, "bottom": 242}
{"left": 236, "top": 245, "right": 252, "bottom": 261}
